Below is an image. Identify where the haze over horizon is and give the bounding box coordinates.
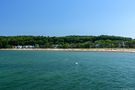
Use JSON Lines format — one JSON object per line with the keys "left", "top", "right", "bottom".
{"left": 0, "top": 0, "right": 135, "bottom": 38}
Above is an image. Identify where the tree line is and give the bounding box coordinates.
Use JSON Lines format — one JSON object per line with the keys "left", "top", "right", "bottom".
{"left": 0, "top": 35, "right": 135, "bottom": 48}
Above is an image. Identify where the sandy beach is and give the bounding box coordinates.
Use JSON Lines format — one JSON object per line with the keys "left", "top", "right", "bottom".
{"left": 1, "top": 48, "right": 135, "bottom": 52}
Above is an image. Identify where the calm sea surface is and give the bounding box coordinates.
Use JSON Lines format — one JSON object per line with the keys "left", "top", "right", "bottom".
{"left": 0, "top": 50, "right": 135, "bottom": 90}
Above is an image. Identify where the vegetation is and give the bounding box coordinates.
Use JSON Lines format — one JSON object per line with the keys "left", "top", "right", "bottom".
{"left": 0, "top": 35, "right": 135, "bottom": 48}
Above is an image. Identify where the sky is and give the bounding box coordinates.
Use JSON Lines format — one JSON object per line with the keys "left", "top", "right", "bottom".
{"left": 0, "top": 0, "right": 135, "bottom": 38}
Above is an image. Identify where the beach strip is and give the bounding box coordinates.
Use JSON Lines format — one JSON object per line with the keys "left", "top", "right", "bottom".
{"left": 0, "top": 48, "right": 135, "bottom": 52}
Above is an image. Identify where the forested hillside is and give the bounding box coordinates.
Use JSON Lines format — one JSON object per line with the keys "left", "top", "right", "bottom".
{"left": 0, "top": 35, "right": 135, "bottom": 48}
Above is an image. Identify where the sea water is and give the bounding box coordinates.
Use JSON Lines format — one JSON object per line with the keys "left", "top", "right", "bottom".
{"left": 0, "top": 50, "right": 135, "bottom": 90}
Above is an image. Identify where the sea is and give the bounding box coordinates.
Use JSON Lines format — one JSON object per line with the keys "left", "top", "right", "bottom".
{"left": 0, "top": 50, "right": 135, "bottom": 90}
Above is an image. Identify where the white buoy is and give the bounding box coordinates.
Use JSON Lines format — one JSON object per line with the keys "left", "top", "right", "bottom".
{"left": 75, "top": 62, "right": 78, "bottom": 65}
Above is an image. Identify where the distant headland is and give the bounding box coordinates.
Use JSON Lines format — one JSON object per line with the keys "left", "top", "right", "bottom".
{"left": 0, "top": 35, "right": 135, "bottom": 49}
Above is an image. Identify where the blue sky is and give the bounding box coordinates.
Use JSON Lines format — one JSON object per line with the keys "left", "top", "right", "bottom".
{"left": 0, "top": 0, "right": 135, "bottom": 38}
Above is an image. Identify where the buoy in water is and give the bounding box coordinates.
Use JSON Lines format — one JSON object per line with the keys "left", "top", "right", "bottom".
{"left": 75, "top": 62, "right": 78, "bottom": 65}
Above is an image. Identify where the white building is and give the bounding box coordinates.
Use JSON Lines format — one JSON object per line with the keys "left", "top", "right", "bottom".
{"left": 15, "top": 45, "right": 23, "bottom": 49}
{"left": 15, "top": 45, "right": 34, "bottom": 49}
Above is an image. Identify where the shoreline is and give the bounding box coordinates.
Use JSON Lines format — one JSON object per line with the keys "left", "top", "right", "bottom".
{"left": 0, "top": 48, "right": 135, "bottom": 52}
